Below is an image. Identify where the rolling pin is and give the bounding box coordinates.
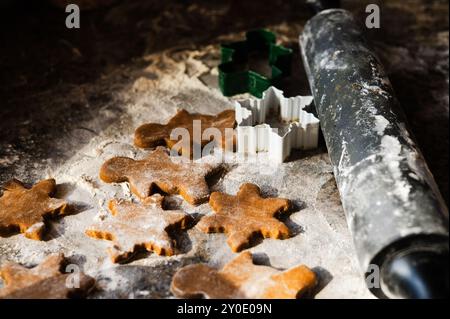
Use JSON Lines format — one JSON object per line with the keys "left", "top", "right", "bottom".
{"left": 300, "top": 6, "right": 449, "bottom": 298}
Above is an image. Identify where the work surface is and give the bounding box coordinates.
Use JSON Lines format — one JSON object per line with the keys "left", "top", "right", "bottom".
{"left": 0, "top": 0, "right": 448, "bottom": 298}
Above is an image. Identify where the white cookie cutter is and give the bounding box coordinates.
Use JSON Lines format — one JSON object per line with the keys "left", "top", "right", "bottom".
{"left": 234, "top": 86, "right": 320, "bottom": 163}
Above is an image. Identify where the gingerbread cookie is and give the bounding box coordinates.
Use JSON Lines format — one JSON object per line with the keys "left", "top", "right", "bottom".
{"left": 171, "top": 251, "right": 317, "bottom": 299}
{"left": 100, "top": 146, "right": 216, "bottom": 205}
{"left": 85, "top": 195, "right": 191, "bottom": 263}
{"left": 197, "top": 183, "right": 291, "bottom": 251}
{"left": 0, "top": 179, "right": 67, "bottom": 240}
{"left": 0, "top": 254, "right": 95, "bottom": 299}
{"left": 134, "top": 109, "right": 235, "bottom": 156}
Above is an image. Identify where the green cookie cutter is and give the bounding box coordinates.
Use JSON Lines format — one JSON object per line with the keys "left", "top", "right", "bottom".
{"left": 218, "top": 29, "right": 292, "bottom": 98}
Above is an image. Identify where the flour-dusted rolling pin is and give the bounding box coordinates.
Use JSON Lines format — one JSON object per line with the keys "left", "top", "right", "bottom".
{"left": 300, "top": 7, "right": 449, "bottom": 298}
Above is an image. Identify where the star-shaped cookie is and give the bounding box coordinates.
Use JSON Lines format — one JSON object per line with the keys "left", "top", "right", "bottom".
{"left": 0, "top": 254, "right": 95, "bottom": 299}
{"left": 171, "top": 251, "right": 317, "bottom": 299}
{"left": 100, "top": 146, "right": 216, "bottom": 205}
{"left": 197, "top": 183, "right": 291, "bottom": 251}
{"left": 0, "top": 179, "right": 67, "bottom": 240}
{"left": 85, "top": 194, "right": 191, "bottom": 263}
{"left": 134, "top": 109, "right": 236, "bottom": 157}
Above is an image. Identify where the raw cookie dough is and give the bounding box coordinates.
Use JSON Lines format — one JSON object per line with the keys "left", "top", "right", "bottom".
{"left": 171, "top": 251, "right": 316, "bottom": 299}
{"left": 197, "top": 183, "right": 291, "bottom": 251}
{"left": 0, "top": 179, "right": 67, "bottom": 240}
{"left": 0, "top": 254, "right": 95, "bottom": 299}
{"left": 134, "top": 109, "right": 235, "bottom": 157}
{"left": 86, "top": 194, "right": 191, "bottom": 263}
{"left": 100, "top": 146, "right": 217, "bottom": 205}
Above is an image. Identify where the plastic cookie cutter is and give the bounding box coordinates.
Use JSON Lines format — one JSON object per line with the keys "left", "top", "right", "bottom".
{"left": 219, "top": 29, "right": 293, "bottom": 98}
{"left": 235, "top": 86, "right": 320, "bottom": 163}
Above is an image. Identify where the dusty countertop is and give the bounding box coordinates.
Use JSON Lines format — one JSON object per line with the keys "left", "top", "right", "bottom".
{"left": 0, "top": 0, "right": 448, "bottom": 298}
